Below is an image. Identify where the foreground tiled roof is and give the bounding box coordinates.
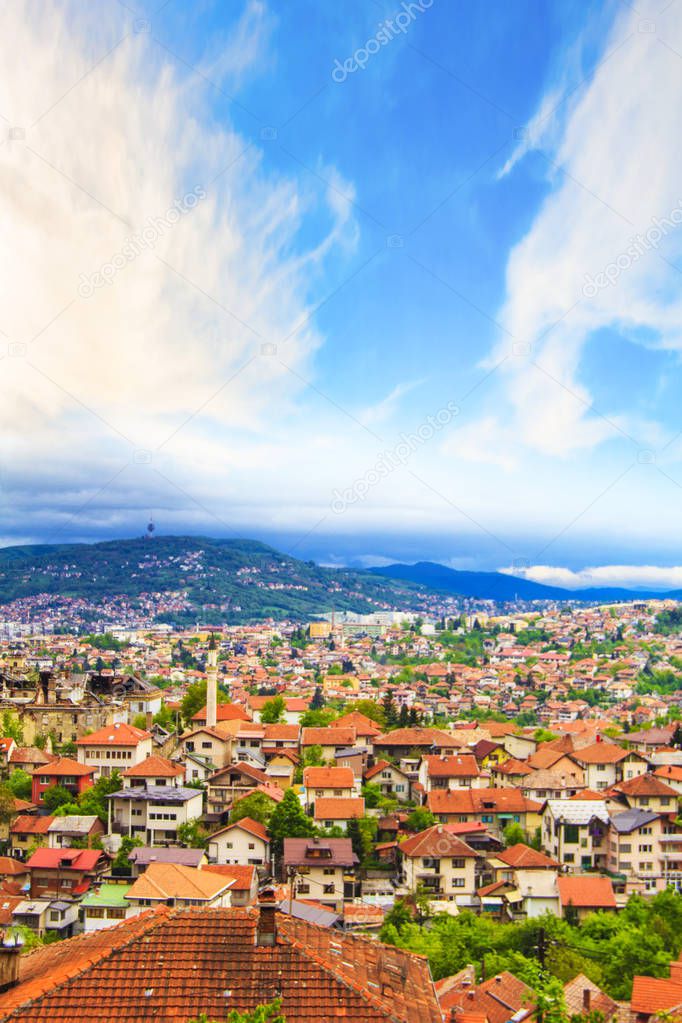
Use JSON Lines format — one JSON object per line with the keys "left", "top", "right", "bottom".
{"left": 11, "top": 815, "right": 54, "bottom": 836}
{"left": 2, "top": 907, "right": 441, "bottom": 1022}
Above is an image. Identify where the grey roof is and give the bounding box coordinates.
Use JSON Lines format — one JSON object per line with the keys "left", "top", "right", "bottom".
{"left": 129, "top": 847, "right": 205, "bottom": 867}
{"left": 610, "top": 808, "right": 660, "bottom": 833}
{"left": 278, "top": 899, "right": 340, "bottom": 927}
{"left": 47, "top": 816, "right": 100, "bottom": 835}
{"left": 545, "top": 799, "right": 610, "bottom": 825}
{"left": 107, "top": 786, "right": 202, "bottom": 803}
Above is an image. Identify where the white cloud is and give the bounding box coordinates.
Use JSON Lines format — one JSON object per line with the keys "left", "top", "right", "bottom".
{"left": 0, "top": 0, "right": 359, "bottom": 537}
{"left": 481, "top": 0, "right": 682, "bottom": 459}
{"left": 501, "top": 563, "right": 682, "bottom": 591}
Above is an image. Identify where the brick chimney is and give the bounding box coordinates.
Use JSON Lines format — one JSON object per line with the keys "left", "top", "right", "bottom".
{"left": 256, "top": 889, "right": 277, "bottom": 947}
{"left": 582, "top": 988, "right": 591, "bottom": 1012}
{"left": 0, "top": 933, "right": 23, "bottom": 992}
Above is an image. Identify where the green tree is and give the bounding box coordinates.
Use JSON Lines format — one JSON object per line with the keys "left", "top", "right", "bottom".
{"left": 260, "top": 696, "right": 286, "bottom": 724}
{"left": 42, "top": 784, "right": 73, "bottom": 813}
{"left": 405, "top": 808, "right": 435, "bottom": 832}
{"left": 188, "top": 999, "right": 285, "bottom": 1023}
{"left": 268, "top": 788, "right": 316, "bottom": 858}
{"left": 310, "top": 686, "right": 325, "bottom": 710}
{"left": 299, "top": 708, "right": 338, "bottom": 728}
{"left": 503, "top": 822, "right": 527, "bottom": 847}
{"left": 1, "top": 711, "right": 24, "bottom": 745}
{"left": 177, "top": 820, "right": 209, "bottom": 848}
{"left": 7, "top": 769, "right": 32, "bottom": 801}
{"left": 0, "top": 783, "right": 16, "bottom": 827}
{"left": 230, "top": 791, "right": 277, "bottom": 827}
{"left": 111, "top": 836, "right": 143, "bottom": 875}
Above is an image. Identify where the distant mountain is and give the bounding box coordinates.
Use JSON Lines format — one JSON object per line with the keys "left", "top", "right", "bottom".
{"left": 0, "top": 535, "right": 429, "bottom": 625}
{"left": 369, "top": 561, "right": 669, "bottom": 603}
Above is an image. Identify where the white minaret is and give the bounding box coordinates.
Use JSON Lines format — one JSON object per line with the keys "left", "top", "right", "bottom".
{"left": 206, "top": 632, "right": 218, "bottom": 728}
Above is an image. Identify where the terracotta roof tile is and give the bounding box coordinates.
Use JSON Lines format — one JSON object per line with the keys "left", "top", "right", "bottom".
{"left": 3, "top": 906, "right": 441, "bottom": 1022}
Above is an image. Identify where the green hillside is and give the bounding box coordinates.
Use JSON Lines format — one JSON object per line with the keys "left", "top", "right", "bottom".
{"left": 0, "top": 535, "right": 427, "bottom": 624}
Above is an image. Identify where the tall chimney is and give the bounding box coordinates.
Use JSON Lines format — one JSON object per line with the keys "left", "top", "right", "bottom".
{"left": 256, "top": 889, "right": 277, "bottom": 947}
{"left": 206, "top": 633, "right": 218, "bottom": 729}
{"left": 0, "top": 933, "right": 23, "bottom": 992}
{"left": 582, "top": 989, "right": 591, "bottom": 1012}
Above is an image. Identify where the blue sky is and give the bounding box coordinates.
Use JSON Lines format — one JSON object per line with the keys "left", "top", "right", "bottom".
{"left": 3, "top": 0, "right": 682, "bottom": 590}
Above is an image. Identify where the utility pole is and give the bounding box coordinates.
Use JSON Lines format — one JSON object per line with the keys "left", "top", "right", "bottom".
{"left": 538, "top": 926, "right": 546, "bottom": 969}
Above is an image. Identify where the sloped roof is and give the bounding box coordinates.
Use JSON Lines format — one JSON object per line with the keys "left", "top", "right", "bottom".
{"left": 11, "top": 815, "right": 54, "bottom": 835}
{"left": 26, "top": 848, "right": 105, "bottom": 872}
{"left": 303, "top": 766, "right": 355, "bottom": 788}
{"left": 122, "top": 755, "right": 184, "bottom": 778}
{"left": 399, "top": 826, "right": 479, "bottom": 859}
{"left": 30, "top": 757, "right": 95, "bottom": 778}
{"left": 313, "top": 797, "right": 365, "bottom": 820}
{"left": 126, "top": 862, "right": 233, "bottom": 902}
{"left": 496, "top": 843, "right": 559, "bottom": 869}
{"left": 557, "top": 875, "right": 616, "bottom": 909}
{"left": 75, "top": 723, "right": 151, "bottom": 746}
{"left": 2, "top": 908, "right": 442, "bottom": 1022}
{"left": 423, "top": 754, "right": 480, "bottom": 778}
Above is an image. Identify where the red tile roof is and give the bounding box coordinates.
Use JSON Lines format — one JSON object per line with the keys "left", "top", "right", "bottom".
{"left": 496, "top": 843, "right": 559, "bottom": 869}
{"left": 122, "top": 755, "right": 184, "bottom": 778}
{"left": 213, "top": 816, "right": 270, "bottom": 842}
{"left": 75, "top": 723, "right": 151, "bottom": 746}
{"left": 11, "top": 815, "right": 54, "bottom": 835}
{"left": 203, "top": 864, "right": 256, "bottom": 892}
{"left": 424, "top": 754, "right": 480, "bottom": 778}
{"left": 30, "top": 757, "right": 96, "bottom": 778}
{"left": 427, "top": 788, "right": 541, "bottom": 815}
{"left": 192, "top": 703, "right": 252, "bottom": 722}
{"left": 631, "top": 976, "right": 682, "bottom": 1014}
{"left": 399, "top": 825, "right": 479, "bottom": 859}
{"left": 301, "top": 726, "right": 357, "bottom": 746}
{"left": 2, "top": 907, "right": 442, "bottom": 1022}
{"left": 26, "top": 848, "right": 105, "bottom": 872}
{"left": 313, "top": 797, "right": 365, "bottom": 821}
{"left": 557, "top": 875, "right": 616, "bottom": 909}
{"left": 303, "top": 766, "right": 355, "bottom": 788}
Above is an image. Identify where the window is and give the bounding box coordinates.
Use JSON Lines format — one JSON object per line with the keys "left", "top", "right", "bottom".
{"left": 248, "top": 843, "right": 255, "bottom": 850}
{"left": 323, "top": 884, "right": 335, "bottom": 894}
{"left": 639, "top": 844, "right": 652, "bottom": 853}
{"left": 297, "top": 884, "right": 310, "bottom": 894}
{"left": 564, "top": 825, "right": 579, "bottom": 844}
{"left": 452, "top": 878, "right": 465, "bottom": 887}
{"left": 451, "top": 858, "right": 465, "bottom": 869}
{"left": 323, "top": 867, "right": 335, "bottom": 875}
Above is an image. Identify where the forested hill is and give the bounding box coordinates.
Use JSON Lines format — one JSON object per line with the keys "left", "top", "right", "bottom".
{"left": 0, "top": 535, "right": 428, "bottom": 623}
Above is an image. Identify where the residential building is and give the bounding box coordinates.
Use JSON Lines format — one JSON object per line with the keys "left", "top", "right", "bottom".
{"left": 364, "top": 760, "right": 412, "bottom": 801}
{"left": 81, "top": 881, "right": 132, "bottom": 932}
{"left": 542, "top": 799, "right": 610, "bottom": 871}
{"left": 313, "top": 797, "right": 366, "bottom": 833}
{"left": 398, "top": 825, "right": 479, "bottom": 906}
{"left": 283, "top": 836, "right": 358, "bottom": 911}
{"left": 30, "top": 757, "right": 96, "bottom": 806}
{"left": 125, "top": 862, "right": 234, "bottom": 914}
{"left": 556, "top": 875, "right": 616, "bottom": 920}
{"left": 26, "top": 847, "right": 109, "bottom": 899}
{"left": 75, "top": 722, "right": 153, "bottom": 778}
{"left": 46, "top": 815, "right": 105, "bottom": 849}
{"left": 206, "top": 817, "right": 271, "bottom": 866}
{"left": 107, "top": 785, "right": 204, "bottom": 844}
{"left": 303, "top": 766, "right": 356, "bottom": 810}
